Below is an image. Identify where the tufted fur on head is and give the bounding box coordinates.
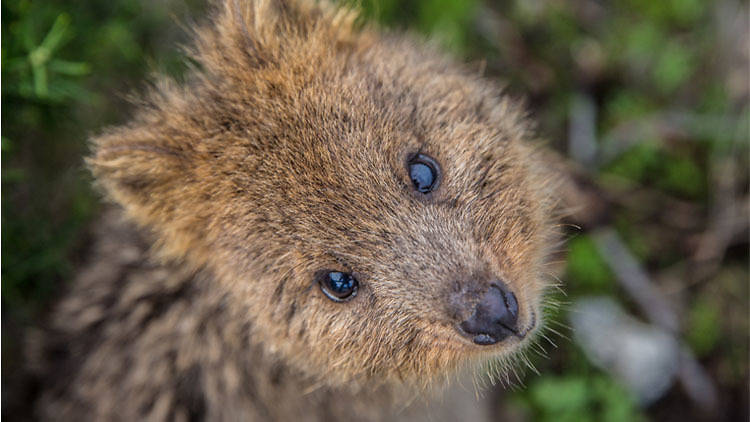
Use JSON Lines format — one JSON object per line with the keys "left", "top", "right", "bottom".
{"left": 85, "top": 0, "right": 558, "bottom": 409}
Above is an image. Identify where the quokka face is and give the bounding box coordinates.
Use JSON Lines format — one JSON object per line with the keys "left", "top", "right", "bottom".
{"left": 90, "top": 0, "right": 557, "bottom": 387}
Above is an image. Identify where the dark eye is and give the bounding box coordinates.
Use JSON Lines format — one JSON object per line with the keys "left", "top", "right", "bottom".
{"left": 317, "top": 271, "right": 358, "bottom": 302}
{"left": 408, "top": 153, "right": 440, "bottom": 194}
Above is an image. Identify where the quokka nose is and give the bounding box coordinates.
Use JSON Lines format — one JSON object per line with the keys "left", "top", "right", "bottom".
{"left": 459, "top": 282, "right": 520, "bottom": 346}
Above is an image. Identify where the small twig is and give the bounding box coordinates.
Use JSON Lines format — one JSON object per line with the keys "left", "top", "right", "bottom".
{"left": 592, "top": 227, "right": 719, "bottom": 411}
{"left": 568, "top": 92, "right": 598, "bottom": 168}
{"left": 692, "top": 134, "right": 744, "bottom": 283}
{"left": 599, "top": 110, "right": 746, "bottom": 164}
{"left": 678, "top": 346, "right": 719, "bottom": 411}
{"left": 592, "top": 228, "right": 679, "bottom": 332}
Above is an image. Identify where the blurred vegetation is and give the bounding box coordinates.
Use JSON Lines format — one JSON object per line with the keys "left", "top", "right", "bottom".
{"left": 2, "top": 1, "right": 204, "bottom": 413}
{"left": 2, "top": 0, "right": 748, "bottom": 420}
{"left": 2, "top": 0, "right": 204, "bottom": 319}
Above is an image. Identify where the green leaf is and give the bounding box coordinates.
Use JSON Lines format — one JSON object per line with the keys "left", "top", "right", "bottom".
{"left": 653, "top": 43, "right": 693, "bottom": 94}
{"left": 48, "top": 59, "right": 90, "bottom": 76}
{"left": 686, "top": 298, "right": 721, "bottom": 356}
{"left": 31, "top": 63, "right": 48, "bottom": 97}
{"left": 604, "top": 142, "right": 660, "bottom": 183}
{"left": 566, "top": 235, "right": 615, "bottom": 293}
{"left": 416, "top": 0, "right": 478, "bottom": 53}
{"left": 39, "top": 13, "right": 72, "bottom": 54}
{"left": 530, "top": 376, "right": 589, "bottom": 414}
{"left": 624, "top": 21, "right": 663, "bottom": 64}
{"left": 591, "top": 376, "right": 642, "bottom": 422}
{"left": 656, "top": 153, "right": 705, "bottom": 198}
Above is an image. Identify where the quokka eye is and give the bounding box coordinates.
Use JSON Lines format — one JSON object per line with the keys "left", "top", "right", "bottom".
{"left": 317, "top": 271, "right": 358, "bottom": 302}
{"left": 407, "top": 153, "right": 440, "bottom": 194}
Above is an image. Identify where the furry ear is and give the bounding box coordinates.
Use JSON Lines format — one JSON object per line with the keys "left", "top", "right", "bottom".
{"left": 196, "top": 0, "right": 359, "bottom": 72}
{"left": 87, "top": 89, "right": 216, "bottom": 264}
{"left": 89, "top": 125, "right": 191, "bottom": 219}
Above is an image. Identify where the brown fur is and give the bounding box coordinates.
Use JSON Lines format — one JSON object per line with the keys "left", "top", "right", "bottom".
{"left": 33, "top": 0, "right": 558, "bottom": 420}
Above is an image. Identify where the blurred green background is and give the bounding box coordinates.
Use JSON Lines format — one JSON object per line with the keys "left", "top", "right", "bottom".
{"left": 2, "top": 0, "right": 748, "bottom": 420}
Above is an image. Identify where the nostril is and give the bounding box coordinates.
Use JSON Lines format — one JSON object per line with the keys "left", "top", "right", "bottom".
{"left": 458, "top": 281, "right": 521, "bottom": 346}
{"left": 493, "top": 282, "right": 519, "bottom": 324}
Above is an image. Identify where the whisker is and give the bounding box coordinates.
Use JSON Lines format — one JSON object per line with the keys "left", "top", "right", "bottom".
{"left": 539, "top": 333, "right": 558, "bottom": 348}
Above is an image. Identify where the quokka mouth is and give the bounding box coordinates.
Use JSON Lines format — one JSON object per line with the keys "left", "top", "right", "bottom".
{"left": 456, "top": 309, "right": 537, "bottom": 346}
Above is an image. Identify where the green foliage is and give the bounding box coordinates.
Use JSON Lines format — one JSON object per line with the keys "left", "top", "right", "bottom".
{"left": 686, "top": 297, "right": 721, "bottom": 357}
{"left": 623, "top": 0, "right": 706, "bottom": 26}
{"left": 605, "top": 142, "right": 661, "bottom": 183}
{"left": 527, "top": 376, "right": 589, "bottom": 421}
{"left": 604, "top": 143, "right": 707, "bottom": 199}
{"left": 566, "top": 235, "right": 614, "bottom": 293}
{"left": 4, "top": 12, "right": 90, "bottom": 101}
{"left": 1, "top": 0, "right": 203, "bottom": 318}
{"left": 613, "top": 216, "right": 652, "bottom": 262}
{"left": 514, "top": 374, "right": 643, "bottom": 422}
{"left": 352, "top": 0, "right": 478, "bottom": 53}
{"left": 656, "top": 151, "right": 706, "bottom": 198}
{"left": 413, "top": 0, "right": 478, "bottom": 52}
{"left": 652, "top": 42, "right": 694, "bottom": 95}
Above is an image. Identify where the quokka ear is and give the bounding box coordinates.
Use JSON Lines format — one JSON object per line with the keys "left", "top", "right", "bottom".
{"left": 195, "top": 0, "right": 360, "bottom": 72}
{"left": 86, "top": 93, "right": 216, "bottom": 263}
{"left": 89, "top": 125, "right": 191, "bottom": 218}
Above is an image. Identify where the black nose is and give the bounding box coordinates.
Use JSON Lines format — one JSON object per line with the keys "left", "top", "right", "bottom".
{"left": 459, "top": 282, "right": 519, "bottom": 345}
